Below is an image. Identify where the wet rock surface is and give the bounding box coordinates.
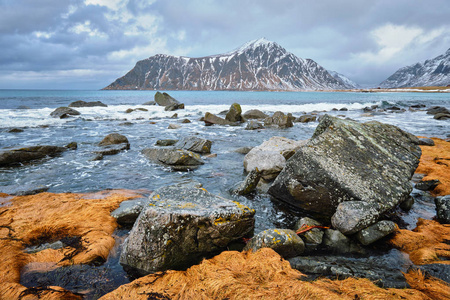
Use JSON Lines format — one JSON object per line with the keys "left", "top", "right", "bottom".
{"left": 289, "top": 249, "right": 412, "bottom": 288}
{"left": 99, "top": 133, "right": 130, "bottom": 147}
{"left": 244, "top": 228, "right": 305, "bottom": 259}
{"left": 435, "top": 195, "right": 450, "bottom": 223}
{"left": 416, "top": 264, "right": 450, "bottom": 284}
{"left": 225, "top": 103, "right": 243, "bottom": 123}
{"left": 120, "top": 185, "right": 255, "bottom": 274}
{"left": 0, "top": 145, "right": 68, "bottom": 167}
{"left": 111, "top": 198, "right": 147, "bottom": 226}
{"left": 0, "top": 184, "right": 49, "bottom": 196}
{"left": 355, "top": 220, "right": 397, "bottom": 245}
{"left": 142, "top": 148, "right": 204, "bottom": 171}
{"left": 68, "top": 100, "right": 107, "bottom": 107}
{"left": 204, "top": 112, "right": 233, "bottom": 126}
{"left": 242, "top": 109, "right": 268, "bottom": 119}
{"left": 269, "top": 115, "right": 421, "bottom": 234}
{"left": 231, "top": 168, "right": 262, "bottom": 195}
{"left": 50, "top": 107, "right": 81, "bottom": 118}
{"left": 174, "top": 136, "right": 212, "bottom": 154}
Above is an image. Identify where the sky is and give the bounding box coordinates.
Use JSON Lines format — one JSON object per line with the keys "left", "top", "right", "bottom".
{"left": 0, "top": 0, "right": 449, "bottom": 90}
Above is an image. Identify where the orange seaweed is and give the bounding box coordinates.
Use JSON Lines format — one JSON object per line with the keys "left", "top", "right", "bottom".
{"left": 416, "top": 137, "right": 450, "bottom": 196}
{"left": 0, "top": 190, "right": 141, "bottom": 299}
{"left": 389, "top": 218, "right": 450, "bottom": 265}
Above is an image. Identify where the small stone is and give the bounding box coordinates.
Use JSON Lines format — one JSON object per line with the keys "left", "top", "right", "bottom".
{"left": 294, "top": 217, "right": 324, "bottom": 251}
{"left": 155, "top": 139, "right": 178, "bottom": 146}
{"left": 415, "top": 179, "right": 440, "bottom": 191}
{"left": 435, "top": 195, "right": 450, "bottom": 224}
{"left": 65, "top": 142, "right": 77, "bottom": 150}
{"left": 243, "top": 229, "right": 304, "bottom": 259}
{"left": 8, "top": 128, "right": 24, "bottom": 133}
{"left": 245, "top": 120, "right": 264, "bottom": 130}
{"left": 125, "top": 108, "right": 134, "bottom": 113}
{"left": 168, "top": 124, "right": 181, "bottom": 129}
{"left": 232, "top": 168, "right": 262, "bottom": 196}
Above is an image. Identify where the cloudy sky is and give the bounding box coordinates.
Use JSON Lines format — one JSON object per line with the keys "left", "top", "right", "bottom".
{"left": 1, "top": 0, "right": 449, "bottom": 89}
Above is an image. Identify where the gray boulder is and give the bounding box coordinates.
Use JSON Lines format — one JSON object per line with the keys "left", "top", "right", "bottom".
{"left": 111, "top": 198, "right": 146, "bottom": 226}
{"left": 203, "top": 112, "right": 233, "bottom": 126}
{"left": 244, "top": 137, "right": 305, "bottom": 180}
{"left": 50, "top": 107, "right": 81, "bottom": 118}
{"left": 435, "top": 195, "right": 450, "bottom": 224}
{"left": 68, "top": 100, "right": 107, "bottom": 107}
{"left": 154, "top": 92, "right": 184, "bottom": 111}
{"left": 245, "top": 120, "right": 264, "bottom": 130}
{"left": 142, "top": 101, "right": 156, "bottom": 105}
{"left": 264, "top": 111, "right": 294, "bottom": 128}
{"left": 225, "top": 103, "right": 243, "bottom": 123}
{"left": 355, "top": 220, "right": 397, "bottom": 245}
{"left": 142, "top": 148, "right": 204, "bottom": 171}
{"left": 434, "top": 113, "right": 450, "bottom": 120}
{"left": 268, "top": 115, "right": 421, "bottom": 234}
{"left": 243, "top": 229, "right": 305, "bottom": 259}
{"left": 174, "top": 136, "right": 212, "bottom": 154}
{"left": 99, "top": 133, "right": 130, "bottom": 147}
{"left": 120, "top": 185, "right": 255, "bottom": 274}
{"left": 0, "top": 145, "right": 67, "bottom": 167}
{"left": 243, "top": 109, "right": 268, "bottom": 119}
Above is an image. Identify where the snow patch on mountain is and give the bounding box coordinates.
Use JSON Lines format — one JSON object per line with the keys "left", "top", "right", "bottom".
{"left": 380, "top": 48, "right": 450, "bottom": 88}
{"left": 328, "top": 71, "right": 359, "bottom": 89}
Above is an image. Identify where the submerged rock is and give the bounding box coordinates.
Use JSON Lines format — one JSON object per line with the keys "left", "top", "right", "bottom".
{"left": 68, "top": 100, "right": 107, "bottom": 107}
{"left": 288, "top": 249, "right": 411, "bottom": 288}
{"left": 1, "top": 184, "right": 49, "bottom": 196}
{"left": 142, "top": 148, "right": 204, "bottom": 171}
{"left": 174, "top": 136, "right": 212, "bottom": 154}
{"left": 0, "top": 145, "right": 67, "bottom": 167}
{"left": 243, "top": 229, "right": 305, "bottom": 259}
{"left": 268, "top": 115, "right": 421, "bottom": 234}
{"left": 50, "top": 107, "right": 81, "bottom": 118}
{"left": 120, "top": 185, "right": 255, "bottom": 274}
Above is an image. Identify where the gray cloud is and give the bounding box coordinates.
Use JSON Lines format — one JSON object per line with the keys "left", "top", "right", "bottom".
{"left": 0, "top": 0, "right": 449, "bottom": 89}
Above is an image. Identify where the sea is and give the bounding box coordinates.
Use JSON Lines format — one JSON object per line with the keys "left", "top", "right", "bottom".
{"left": 1, "top": 89, "right": 449, "bottom": 297}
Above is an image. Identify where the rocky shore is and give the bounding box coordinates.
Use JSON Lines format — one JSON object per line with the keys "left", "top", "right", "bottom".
{"left": 0, "top": 92, "right": 449, "bottom": 299}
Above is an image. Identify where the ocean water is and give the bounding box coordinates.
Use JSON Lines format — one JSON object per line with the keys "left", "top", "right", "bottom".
{"left": 0, "top": 90, "right": 449, "bottom": 232}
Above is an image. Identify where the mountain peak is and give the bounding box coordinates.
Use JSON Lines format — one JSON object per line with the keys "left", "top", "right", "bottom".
{"left": 232, "top": 38, "right": 282, "bottom": 54}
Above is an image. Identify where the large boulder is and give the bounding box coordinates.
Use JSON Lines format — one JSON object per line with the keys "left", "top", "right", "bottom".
{"left": 142, "top": 148, "right": 204, "bottom": 171}
{"left": 154, "top": 92, "right": 184, "bottom": 111}
{"left": 0, "top": 145, "right": 67, "bottom": 166}
{"left": 120, "top": 185, "right": 255, "bottom": 274}
{"left": 243, "top": 229, "right": 305, "bottom": 259}
{"left": 243, "top": 109, "right": 268, "bottom": 119}
{"left": 268, "top": 115, "right": 421, "bottom": 234}
{"left": 244, "top": 137, "right": 305, "bottom": 180}
{"left": 225, "top": 103, "right": 243, "bottom": 123}
{"left": 50, "top": 107, "right": 80, "bottom": 118}
{"left": 203, "top": 112, "right": 233, "bottom": 126}
{"left": 68, "top": 100, "right": 107, "bottom": 107}
{"left": 264, "top": 111, "right": 294, "bottom": 128}
{"left": 174, "top": 136, "right": 212, "bottom": 154}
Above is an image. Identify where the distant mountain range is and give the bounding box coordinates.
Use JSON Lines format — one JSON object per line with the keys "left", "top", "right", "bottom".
{"left": 380, "top": 48, "right": 450, "bottom": 88}
{"left": 104, "top": 38, "right": 354, "bottom": 91}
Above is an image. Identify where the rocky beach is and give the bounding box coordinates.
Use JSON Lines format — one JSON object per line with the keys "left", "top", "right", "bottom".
{"left": 0, "top": 90, "right": 449, "bottom": 299}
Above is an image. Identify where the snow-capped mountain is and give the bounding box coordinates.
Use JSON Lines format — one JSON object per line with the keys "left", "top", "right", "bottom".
{"left": 104, "top": 38, "right": 348, "bottom": 91}
{"left": 328, "top": 70, "right": 359, "bottom": 89}
{"left": 380, "top": 48, "right": 450, "bottom": 88}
